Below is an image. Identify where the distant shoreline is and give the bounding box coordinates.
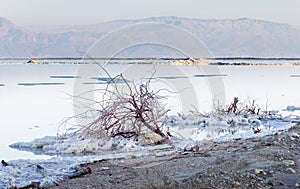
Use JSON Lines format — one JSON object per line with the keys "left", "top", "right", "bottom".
{"left": 0, "top": 57, "right": 300, "bottom": 66}
{"left": 1, "top": 57, "right": 300, "bottom": 60}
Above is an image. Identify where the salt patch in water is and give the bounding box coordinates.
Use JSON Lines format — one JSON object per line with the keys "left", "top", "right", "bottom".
{"left": 49, "top": 75, "right": 81, "bottom": 79}
{"left": 17, "top": 83, "right": 65, "bottom": 86}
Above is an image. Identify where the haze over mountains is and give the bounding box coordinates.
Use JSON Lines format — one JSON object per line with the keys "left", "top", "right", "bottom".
{"left": 1, "top": 16, "right": 300, "bottom": 58}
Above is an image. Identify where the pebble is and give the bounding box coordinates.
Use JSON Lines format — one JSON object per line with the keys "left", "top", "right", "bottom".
{"left": 295, "top": 182, "right": 300, "bottom": 188}
{"left": 290, "top": 132, "right": 300, "bottom": 139}
{"left": 282, "top": 160, "right": 295, "bottom": 166}
{"left": 285, "top": 167, "right": 296, "bottom": 174}
{"left": 100, "top": 167, "right": 109, "bottom": 171}
{"left": 257, "top": 176, "right": 263, "bottom": 181}
{"left": 254, "top": 169, "right": 266, "bottom": 176}
{"left": 248, "top": 173, "right": 257, "bottom": 179}
{"left": 232, "top": 181, "right": 240, "bottom": 188}
{"left": 266, "top": 178, "right": 284, "bottom": 186}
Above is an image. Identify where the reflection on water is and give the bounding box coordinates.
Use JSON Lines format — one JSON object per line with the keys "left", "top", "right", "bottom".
{"left": 82, "top": 82, "right": 109, "bottom": 85}
{"left": 194, "top": 74, "right": 227, "bottom": 77}
{"left": 49, "top": 75, "right": 81, "bottom": 79}
{"left": 18, "top": 83, "right": 65, "bottom": 86}
{"left": 9, "top": 146, "right": 51, "bottom": 156}
{"left": 156, "top": 76, "right": 189, "bottom": 80}
{"left": 290, "top": 75, "right": 300, "bottom": 77}
{"left": 0, "top": 64, "right": 78, "bottom": 160}
{"left": 90, "top": 77, "right": 129, "bottom": 83}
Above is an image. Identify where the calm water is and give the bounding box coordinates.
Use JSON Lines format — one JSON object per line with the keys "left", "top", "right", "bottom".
{"left": 0, "top": 63, "right": 300, "bottom": 160}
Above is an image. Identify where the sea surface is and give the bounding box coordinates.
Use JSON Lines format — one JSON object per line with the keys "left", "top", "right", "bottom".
{"left": 0, "top": 61, "right": 300, "bottom": 160}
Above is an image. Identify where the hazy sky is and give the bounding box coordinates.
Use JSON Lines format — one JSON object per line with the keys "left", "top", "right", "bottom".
{"left": 1, "top": 0, "right": 299, "bottom": 26}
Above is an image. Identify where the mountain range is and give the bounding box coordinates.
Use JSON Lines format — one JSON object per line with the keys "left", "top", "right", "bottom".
{"left": 1, "top": 16, "right": 300, "bottom": 58}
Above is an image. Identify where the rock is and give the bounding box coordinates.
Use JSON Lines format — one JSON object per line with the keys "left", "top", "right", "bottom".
{"left": 295, "top": 182, "right": 300, "bottom": 188}
{"left": 254, "top": 169, "right": 266, "bottom": 176}
{"left": 267, "top": 180, "right": 275, "bottom": 186}
{"left": 282, "top": 160, "right": 295, "bottom": 166}
{"left": 184, "top": 145, "right": 192, "bottom": 151}
{"left": 27, "top": 59, "right": 37, "bottom": 64}
{"left": 100, "top": 167, "right": 109, "bottom": 171}
{"left": 290, "top": 132, "right": 300, "bottom": 139}
{"left": 232, "top": 181, "right": 241, "bottom": 188}
{"left": 266, "top": 178, "right": 284, "bottom": 186}
{"left": 86, "top": 166, "right": 92, "bottom": 174}
{"left": 138, "top": 132, "right": 163, "bottom": 145}
{"left": 285, "top": 167, "right": 296, "bottom": 174}
{"left": 247, "top": 173, "right": 257, "bottom": 179}
{"left": 68, "top": 166, "right": 92, "bottom": 179}
{"left": 1, "top": 160, "right": 8, "bottom": 166}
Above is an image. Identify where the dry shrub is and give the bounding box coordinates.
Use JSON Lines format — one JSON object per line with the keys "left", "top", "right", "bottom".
{"left": 213, "top": 97, "right": 260, "bottom": 118}
{"left": 75, "top": 73, "right": 170, "bottom": 141}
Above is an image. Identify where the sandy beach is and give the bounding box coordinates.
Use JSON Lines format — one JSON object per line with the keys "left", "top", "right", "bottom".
{"left": 45, "top": 124, "right": 300, "bottom": 189}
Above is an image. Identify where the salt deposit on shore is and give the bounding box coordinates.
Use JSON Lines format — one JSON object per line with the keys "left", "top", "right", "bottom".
{"left": 1, "top": 58, "right": 300, "bottom": 66}
{"left": 1, "top": 106, "right": 299, "bottom": 188}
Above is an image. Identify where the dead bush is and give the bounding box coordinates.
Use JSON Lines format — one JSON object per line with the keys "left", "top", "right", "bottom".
{"left": 71, "top": 70, "right": 170, "bottom": 142}
{"left": 213, "top": 97, "right": 260, "bottom": 117}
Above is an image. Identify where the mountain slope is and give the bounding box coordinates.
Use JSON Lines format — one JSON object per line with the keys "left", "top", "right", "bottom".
{"left": 83, "top": 17, "right": 300, "bottom": 57}
{"left": 1, "top": 16, "right": 300, "bottom": 58}
{"left": 0, "top": 17, "right": 101, "bottom": 57}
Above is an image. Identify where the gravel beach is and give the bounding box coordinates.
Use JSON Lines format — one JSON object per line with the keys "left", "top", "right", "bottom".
{"left": 46, "top": 124, "right": 300, "bottom": 189}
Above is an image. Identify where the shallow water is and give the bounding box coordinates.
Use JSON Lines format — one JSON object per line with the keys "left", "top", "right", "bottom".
{"left": 0, "top": 64, "right": 77, "bottom": 160}
{"left": 0, "top": 63, "right": 300, "bottom": 160}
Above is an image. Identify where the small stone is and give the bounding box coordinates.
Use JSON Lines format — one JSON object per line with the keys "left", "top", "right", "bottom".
{"left": 295, "top": 182, "right": 300, "bottom": 188}
{"left": 86, "top": 167, "right": 92, "bottom": 174}
{"left": 257, "top": 176, "right": 263, "bottom": 181}
{"left": 267, "top": 179, "right": 275, "bottom": 186}
{"left": 291, "top": 132, "right": 300, "bottom": 138}
{"left": 279, "top": 180, "right": 285, "bottom": 185}
{"left": 248, "top": 173, "right": 257, "bottom": 179}
{"left": 27, "top": 59, "right": 37, "bottom": 64}
{"left": 138, "top": 132, "right": 163, "bottom": 145}
{"left": 1, "top": 160, "right": 8, "bottom": 166}
{"left": 254, "top": 169, "right": 266, "bottom": 176}
{"left": 184, "top": 146, "right": 192, "bottom": 151}
{"left": 100, "top": 167, "right": 109, "bottom": 171}
{"left": 285, "top": 167, "right": 296, "bottom": 174}
{"left": 266, "top": 178, "right": 284, "bottom": 186}
{"left": 232, "top": 181, "right": 241, "bottom": 188}
{"left": 283, "top": 160, "right": 295, "bottom": 166}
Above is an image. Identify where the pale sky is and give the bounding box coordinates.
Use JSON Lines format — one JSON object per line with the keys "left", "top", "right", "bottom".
{"left": 0, "top": 0, "right": 299, "bottom": 26}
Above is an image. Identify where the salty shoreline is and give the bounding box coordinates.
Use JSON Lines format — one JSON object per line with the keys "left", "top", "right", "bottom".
{"left": 1, "top": 62, "right": 300, "bottom": 66}
{"left": 47, "top": 124, "right": 300, "bottom": 189}
{"left": 2, "top": 109, "right": 299, "bottom": 188}
{"left": 1, "top": 58, "right": 300, "bottom": 66}
{"left": 1, "top": 61, "right": 300, "bottom": 188}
